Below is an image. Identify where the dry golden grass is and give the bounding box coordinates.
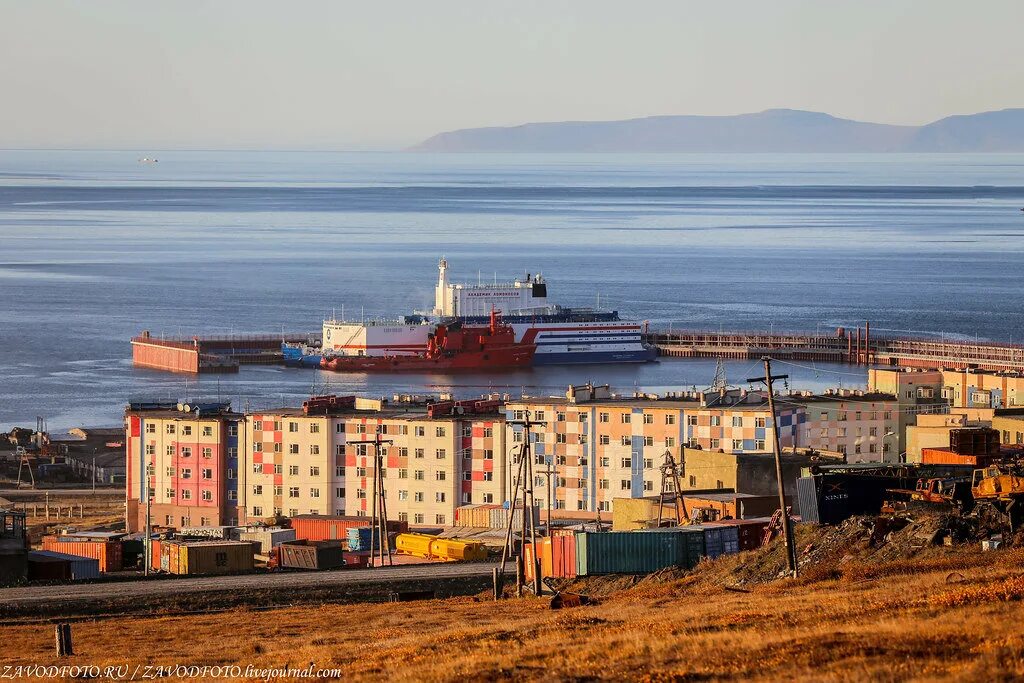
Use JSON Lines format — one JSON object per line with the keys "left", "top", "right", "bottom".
{"left": 5, "top": 547, "right": 1024, "bottom": 681}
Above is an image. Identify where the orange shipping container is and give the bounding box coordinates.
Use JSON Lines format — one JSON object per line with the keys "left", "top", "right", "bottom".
{"left": 920, "top": 448, "right": 996, "bottom": 467}
{"left": 42, "top": 537, "right": 122, "bottom": 572}
{"left": 289, "top": 515, "right": 407, "bottom": 542}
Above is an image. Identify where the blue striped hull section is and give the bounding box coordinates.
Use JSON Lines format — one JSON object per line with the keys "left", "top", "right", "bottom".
{"left": 532, "top": 348, "right": 657, "bottom": 365}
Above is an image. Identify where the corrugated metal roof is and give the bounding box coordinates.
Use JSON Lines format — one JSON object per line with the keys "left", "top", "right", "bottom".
{"left": 30, "top": 549, "right": 99, "bottom": 562}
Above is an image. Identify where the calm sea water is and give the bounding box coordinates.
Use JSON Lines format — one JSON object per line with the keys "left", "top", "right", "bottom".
{"left": 2, "top": 151, "right": 1023, "bottom": 430}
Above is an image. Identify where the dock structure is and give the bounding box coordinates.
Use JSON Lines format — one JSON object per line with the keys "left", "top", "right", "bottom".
{"left": 647, "top": 325, "right": 1024, "bottom": 373}
{"left": 131, "top": 331, "right": 319, "bottom": 374}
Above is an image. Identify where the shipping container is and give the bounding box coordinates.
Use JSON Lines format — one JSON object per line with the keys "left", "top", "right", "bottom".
{"left": 27, "top": 550, "right": 100, "bottom": 581}
{"left": 454, "top": 505, "right": 479, "bottom": 526}
{"left": 57, "top": 531, "right": 127, "bottom": 543}
{"left": 278, "top": 541, "right": 345, "bottom": 570}
{"left": 394, "top": 533, "right": 489, "bottom": 562}
{"left": 920, "top": 448, "right": 997, "bottom": 467}
{"left": 236, "top": 527, "right": 296, "bottom": 554}
{"left": 796, "top": 477, "right": 820, "bottom": 524}
{"left": 342, "top": 551, "right": 370, "bottom": 569}
{"left": 701, "top": 523, "right": 741, "bottom": 555}
{"left": 42, "top": 537, "right": 122, "bottom": 572}
{"left": 709, "top": 518, "right": 771, "bottom": 551}
{"left": 162, "top": 541, "right": 255, "bottom": 575}
{"left": 550, "top": 534, "right": 577, "bottom": 578}
{"left": 289, "top": 515, "right": 407, "bottom": 542}
{"left": 347, "top": 527, "right": 374, "bottom": 551}
{"left": 575, "top": 531, "right": 691, "bottom": 576}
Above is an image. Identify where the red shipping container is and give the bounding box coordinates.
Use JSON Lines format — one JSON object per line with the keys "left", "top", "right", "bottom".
{"left": 550, "top": 534, "right": 576, "bottom": 578}
{"left": 42, "top": 537, "right": 123, "bottom": 572}
{"left": 289, "top": 515, "right": 408, "bottom": 542}
{"left": 341, "top": 551, "right": 370, "bottom": 569}
{"left": 920, "top": 448, "right": 996, "bottom": 467}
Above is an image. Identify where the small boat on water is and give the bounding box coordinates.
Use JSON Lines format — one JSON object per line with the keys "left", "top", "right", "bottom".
{"left": 320, "top": 310, "right": 534, "bottom": 373}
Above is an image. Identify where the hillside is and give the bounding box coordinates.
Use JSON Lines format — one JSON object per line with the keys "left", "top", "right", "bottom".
{"left": 411, "top": 108, "right": 1024, "bottom": 153}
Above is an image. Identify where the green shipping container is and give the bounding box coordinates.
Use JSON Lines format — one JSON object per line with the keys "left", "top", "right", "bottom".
{"left": 679, "top": 528, "right": 706, "bottom": 569}
{"left": 576, "top": 531, "right": 693, "bottom": 576}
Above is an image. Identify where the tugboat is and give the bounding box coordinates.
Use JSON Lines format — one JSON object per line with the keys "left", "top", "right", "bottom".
{"left": 320, "top": 310, "right": 535, "bottom": 373}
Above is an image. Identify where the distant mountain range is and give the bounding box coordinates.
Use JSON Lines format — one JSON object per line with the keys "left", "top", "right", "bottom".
{"left": 410, "top": 108, "right": 1024, "bottom": 153}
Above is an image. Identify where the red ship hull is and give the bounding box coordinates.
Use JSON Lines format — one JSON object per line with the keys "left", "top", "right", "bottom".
{"left": 320, "top": 311, "right": 536, "bottom": 373}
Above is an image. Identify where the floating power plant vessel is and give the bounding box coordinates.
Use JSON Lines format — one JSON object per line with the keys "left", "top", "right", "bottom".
{"left": 284, "top": 258, "right": 657, "bottom": 371}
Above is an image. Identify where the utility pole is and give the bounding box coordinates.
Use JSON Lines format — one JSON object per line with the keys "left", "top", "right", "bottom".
{"left": 349, "top": 432, "right": 394, "bottom": 568}
{"left": 499, "top": 416, "right": 546, "bottom": 596}
{"left": 748, "top": 357, "right": 798, "bottom": 577}
{"left": 536, "top": 464, "right": 558, "bottom": 531}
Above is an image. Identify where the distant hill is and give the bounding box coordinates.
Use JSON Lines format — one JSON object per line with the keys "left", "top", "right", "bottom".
{"left": 410, "top": 108, "right": 1024, "bottom": 153}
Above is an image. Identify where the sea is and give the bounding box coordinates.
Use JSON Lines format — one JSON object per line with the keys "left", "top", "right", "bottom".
{"left": 2, "top": 150, "right": 1023, "bottom": 430}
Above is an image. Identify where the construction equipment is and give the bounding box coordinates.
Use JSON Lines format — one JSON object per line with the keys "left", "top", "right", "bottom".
{"left": 971, "top": 466, "right": 1024, "bottom": 530}
{"left": 761, "top": 507, "right": 793, "bottom": 548}
{"left": 885, "top": 477, "right": 974, "bottom": 513}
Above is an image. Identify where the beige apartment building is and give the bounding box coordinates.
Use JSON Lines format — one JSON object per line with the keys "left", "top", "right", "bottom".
{"left": 237, "top": 398, "right": 506, "bottom": 527}
{"left": 790, "top": 391, "right": 900, "bottom": 463}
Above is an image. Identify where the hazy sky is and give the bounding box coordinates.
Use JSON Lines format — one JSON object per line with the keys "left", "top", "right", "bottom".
{"left": 2, "top": 1, "right": 1022, "bottom": 149}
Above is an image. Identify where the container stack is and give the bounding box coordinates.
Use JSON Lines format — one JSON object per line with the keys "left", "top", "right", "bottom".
{"left": 42, "top": 536, "right": 123, "bottom": 572}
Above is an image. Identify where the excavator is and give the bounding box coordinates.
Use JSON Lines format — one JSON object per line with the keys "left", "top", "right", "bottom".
{"left": 884, "top": 477, "right": 974, "bottom": 514}
{"left": 971, "top": 466, "right": 1024, "bottom": 531}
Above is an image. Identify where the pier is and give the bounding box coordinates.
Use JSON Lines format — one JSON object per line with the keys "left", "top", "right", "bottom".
{"left": 131, "top": 331, "right": 320, "bottom": 374}
{"left": 647, "top": 325, "right": 1024, "bottom": 373}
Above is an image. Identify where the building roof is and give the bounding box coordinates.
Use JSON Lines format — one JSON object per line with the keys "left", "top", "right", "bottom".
{"left": 506, "top": 396, "right": 701, "bottom": 410}
{"left": 787, "top": 392, "right": 897, "bottom": 404}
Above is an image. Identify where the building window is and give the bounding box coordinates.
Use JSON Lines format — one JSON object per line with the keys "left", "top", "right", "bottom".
{"left": 288, "top": 465, "right": 299, "bottom": 476}
{"left": 665, "top": 414, "right": 676, "bottom": 425}
{"left": 310, "top": 423, "right": 320, "bottom": 433}
{"left": 643, "top": 436, "right": 654, "bottom": 447}
{"left": 621, "top": 413, "right": 631, "bottom": 424}
{"left": 202, "top": 468, "right": 212, "bottom": 480}
{"left": 252, "top": 506, "right": 263, "bottom": 517}
{"left": 202, "top": 447, "right": 212, "bottom": 458}
{"left": 689, "top": 475, "right": 697, "bottom": 487}
{"left": 289, "top": 444, "right": 299, "bottom": 454}
{"left": 435, "top": 449, "right": 446, "bottom": 459}
{"left": 288, "top": 487, "right": 299, "bottom": 498}
{"left": 252, "top": 464, "right": 262, "bottom": 474}
{"left": 414, "top": 514, "right": 424, "bottom": 524}
{"left": 274, "top": 485, "right": 283, "bottom": 496}
{"left": 643, "top": 413, "right": 653, "bottom": 424}
{"left": 356, "top": 489, "right": 366, "bottom": 499}
{"left": 435, "top": 471, "right": 447, "bottom": 481}
{"left": 643, "top": 458, "right": 653, "bottom": 469}
{"left": 310, "top": 488, "right": 320, "bottom": 498}
{"left": 643, "top": 481, "right": 653, "bottom": 492}
{"left": 310, "top": 466, "right": 320, "bottom": 476}
{"left": 414, "top": 492, "right": 424, "bottom": 502}
{"left": 181, "top": 490, "right": 192, "bottom": 500}
{"left": 754, "top": 439, "right": 765, "bottom": 450}
{"left": 201, "top": 426, "right": 213, "bottom": 437}
{"left": 600, "top": 457, "right": 610, "bottom": 467}
{"left": 145, "top": 444, "right": 155, "bottom": 455}
{"left": 600, "top": 435, "right": 610, "bottom": 445}
{"left": 398, "top": 468, "right": 408, "bottom": 479}
{"left": 253, "top": 442, "right": 262, "bottom": 453}
{"left": 535, "top": 433, "right": 545, "bottom": 443}
{"left": 180, "top": 468, "right": 192, "bottom": 479}
{"left": 253, "top": 421, "right": 263, "bottom": 431}
{"left": 273, "top": 443, "right": 282, "bottom": 453}
{"left": 687, "top": 415, "right": 698, "bottom": 426}
{"left": 620, "top": 480, "right": 631, "bottom": 491}
{"left": 599, "top": 412, "right": 609, "bottom": 423}
{"left": 436, "top": 492, "right": 446, "bottom": 503}
{"left": 252, "top": 485, "right": 263, "bottom": 495}
{"left": 414, "top": 470, "right": 425, "bottom": 481}
{"left": 732, "top": 439, "right": 743, "bottom": 451}
{"left": 755, "top": 417, "right": 766, "bottom": 428}
{"left": 483, "top": 449, "right": 494, "bottom": 460}
{"left": 180, "top": 447, "right": 192, "bottom": 457}
{"left": 666, "top": 437, "right": 675, "bottom": 447}
{"left": 732, "top": 416, "right": 743, "bottom": 427}
{"left": 202, "top": 490, "right": 212, "bottom": 501}
{"left": 166, "top": 424, "right": 176, "bottom": 434}
{"left": 415, "top": 426, "right": 425, "bottom": 437}
{"left": 621, "top": 457, "right": 632, "bottom": 468}
{"left": 710, "top": 416, "right": 721, "bottom": 427}
{"left": 228, "top": 424, "right": 237, "bottom": 436}
{"left": 620, "top": 436, "right": 631, "bottom": 446}
{"left": 227, "top": 468, "right": 235, "bottom": 479}
{"left": 435, "top": 427, "right": 446, "bottom": 437}
{"left": 415, "top": 448, "right": 424, "bottom": 459}
{"left": 710, "top": 438, "right": 720, "bottom": 449}
{"left": 145, "top": 423, "right": 156, "bottom": 434}
{"left": 288, "top": 422, "right": 299, "bottom": 433}
{"left": 556, "top": 433, "right": 567, "bottom": 444}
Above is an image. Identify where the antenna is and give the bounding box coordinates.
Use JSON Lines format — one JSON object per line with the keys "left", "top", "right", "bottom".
{"left": 711, "top": 359, "right": 728, "bottom": 391}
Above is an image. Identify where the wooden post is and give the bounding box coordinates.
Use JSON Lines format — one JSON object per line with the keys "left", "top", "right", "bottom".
{"left": 515, "top": 555, "right": 524, "bottom": 598}
{"left": 78, "top": 504, "right": 83, "bottom": 518}
{"left": 492, "top": 567, "right": 501, "bottom": 601}
{"left": 54, "top": 623, "right": 73, "bottom": 656}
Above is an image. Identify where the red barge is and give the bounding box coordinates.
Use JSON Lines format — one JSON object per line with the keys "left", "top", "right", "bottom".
{"left": 320, "top": 311, "right": 535, "bottom": 373}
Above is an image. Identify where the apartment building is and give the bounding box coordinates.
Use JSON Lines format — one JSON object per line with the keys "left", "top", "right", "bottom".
{"left": 868, "top": 367, "right": 949, "bottom": 453}
{"left": 236, "top": 396, "right": 507, "bottom": 527}
{"left": 685, "top": 389, "right": 802, "bottom": 454}
{"left": 790, "top": 391, "right": 899, "bottom": 463}
{"left": 940, "top": 369, "right": 1024, "bottom": 409}
{"left": 124, "top": 402, "right": 241, "bottom": 532}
